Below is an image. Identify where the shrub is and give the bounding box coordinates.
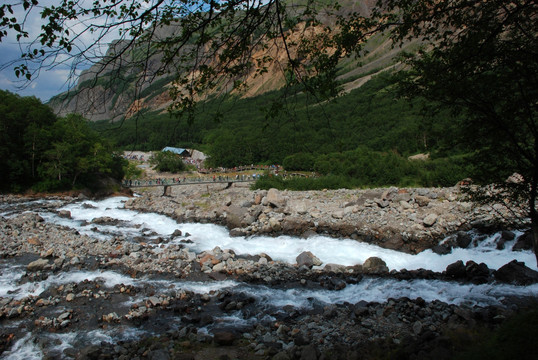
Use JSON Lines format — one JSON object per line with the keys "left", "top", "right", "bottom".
{"left": 150, "top": 151, "right": 186, "bottom": 173}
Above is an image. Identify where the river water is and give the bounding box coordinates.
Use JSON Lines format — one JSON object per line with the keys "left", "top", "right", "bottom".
{"left": 1, "top": 196, "right": 537, "bottom": 359}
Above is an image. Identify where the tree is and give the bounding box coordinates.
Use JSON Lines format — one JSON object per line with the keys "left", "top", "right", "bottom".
{"left": 373, "top": 0, "right": 538, "bottom": 263}
{"left": 150, "top": 150, "right": 186, "bottom": 173}
{"left": 0, "top": 90, "right": 56, "bottom": 191}
{"left": 40, "top": 113, "right": 126, "bottom": 188}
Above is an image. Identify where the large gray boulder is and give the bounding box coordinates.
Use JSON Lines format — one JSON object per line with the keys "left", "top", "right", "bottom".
{"left": 266, "top": 188, "right": 287, "bottom": 208}
{"left": 494, "top": 260, "right": 538, "bottom": 285}
{"left": 27, "top": 258, "right": 49, "bottom": 272}
{"left": 362, "top": 257, "right": 389, "bottom": 274}
{"left": 296, "top": 251, "right": 322, "bottom": 268}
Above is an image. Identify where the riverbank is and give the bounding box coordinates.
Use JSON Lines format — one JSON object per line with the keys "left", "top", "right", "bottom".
{"left": 1, "top": 192, "right": 537, "bottom": 359}
{"left": 125, "top": 183, "right": 529, "bottom": 254}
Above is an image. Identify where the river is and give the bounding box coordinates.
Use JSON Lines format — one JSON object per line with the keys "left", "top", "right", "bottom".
{"left": 1, "top": 196, "right": 537, "bottom": 359}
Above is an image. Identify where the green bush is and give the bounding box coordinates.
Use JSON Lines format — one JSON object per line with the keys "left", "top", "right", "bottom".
{"left": 150, "top": 151, "right": 186, "bottom": 173}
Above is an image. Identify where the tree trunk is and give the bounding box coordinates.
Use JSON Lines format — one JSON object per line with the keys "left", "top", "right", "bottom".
{"left": 531, "top": 219, "right": 538, "bottom": 266}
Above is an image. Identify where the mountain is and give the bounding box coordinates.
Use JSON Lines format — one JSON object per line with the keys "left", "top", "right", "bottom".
{"left": 48, "top": 1, "right": 416, "bottom": 122}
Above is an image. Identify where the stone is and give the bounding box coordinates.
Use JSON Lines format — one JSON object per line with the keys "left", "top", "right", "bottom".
{"left": 269, "top": 217, "right": 281, "bottom": 231}
{"left": 266, "top": 188, "right": 287, "bottom": 208}
{"left": 66, "top": 293, "right": 75, "bottom": 302}
{"left": 296, "top": 251, "right": 322, "bottom": 268}
{"left": 375, "top": 199, "right": 390, "bottom": 208}
{"left": 400, "top": 200, "right": 413, "bottom": 210}
{"left": 300, "top": 344, "right": 319, "bottom": 360}
{"left": 212, "top": 262, "right": 226, "bottom": 272}
{"left": 494, "top": 260, "right": 538, "bottom": 285}
{"left": 213, "top": 331, "right": 236, "bottom": 346}
{"left": 58, "top": 210, "right": 71, "bottom": 218}
{"left": 445, "top": 260, "right": 466, "bottom": 279}
{"left": 171, "top": 229, "right": 182, "bottom": 237}
{"left": 412, "top": 321, "right": 423, "bottom": 335}
{"left": 27, "top": 258, "right": 49, "bottom": 271}
{"left": 362, "top": 257, "right": 388, "bottom": 273}
{"left": 414, "top": 195, "right": 431, "bottom": 207}
{"left": 512, "top": 231, "right": 533, "bottom": 251}
{"left": 423, "top": 214, "right": 438, "bottom": 227}
{"left": 501, "top": 230, "right": 515, "bottom": 241}
{"left": 432, "top": 244, "right": 451, "bottom": 255}
{"left": 148, "top": 296, "right": 161, "bottom": 307}
{"left": 465, "top": 261, "right": 490, "bottom": 284}
{"left": 456, "top": 231, "right": 472, "bottom": 248}
{"left": 27, "top": 237, "right": 41, "bottom": 246}
{"left": 324, "top": 263, "right": 347, "bottom": 273}
{"left": 224, "top": 205, "right": 248, "bottom": 229}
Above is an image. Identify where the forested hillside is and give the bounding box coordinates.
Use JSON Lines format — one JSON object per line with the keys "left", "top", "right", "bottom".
{"left": 91, "top": 72, "right": 472, "bottom": 187}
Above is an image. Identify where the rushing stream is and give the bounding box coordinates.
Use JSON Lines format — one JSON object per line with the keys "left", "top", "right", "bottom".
{"left": 1, "top": 196, "right": 537, "bottom": 359}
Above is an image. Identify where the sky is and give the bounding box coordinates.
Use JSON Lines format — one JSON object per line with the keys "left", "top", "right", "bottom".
{"left": 0, "top": 1, "right": 81, "bottom": 102}
{"left": 0, "top": 43, "right": 73, "bottom": 102}
{"left": 0, "top": 0, "right": 130, "bottom": 102}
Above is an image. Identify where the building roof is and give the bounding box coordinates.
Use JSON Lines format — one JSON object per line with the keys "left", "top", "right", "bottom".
{"left": 162, "top": 147, "right": 189, "bottom": 155}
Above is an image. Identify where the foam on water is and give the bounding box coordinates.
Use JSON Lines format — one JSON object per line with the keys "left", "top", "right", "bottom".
{"left": 239, "top": 279, "right": 538, "bottom": 308}
{"left": 0, "top": 333, "right": 42, "bottom": 360}
{"left": 42, "top": 197, "right": 538, "bottom": 272}
{"left": 0, "top": 269, "right": 137, "bottom": 300}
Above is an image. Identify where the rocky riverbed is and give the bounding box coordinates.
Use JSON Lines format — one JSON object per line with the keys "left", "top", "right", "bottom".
{"left": 1, "top": 188, "right": 537, "bottom": 360}
{"left": 125, "top": 183, "right": 528, "bottom": 253}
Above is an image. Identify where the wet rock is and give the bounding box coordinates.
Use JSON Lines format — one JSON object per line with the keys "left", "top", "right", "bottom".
{"left": 171, "top": 229, "right": 182, "bottom": 237}
{"left": 362, "top": 257, "right": 388, "bottom": 274}
{"left": 27, "top": 258, "right": 49, "bottom": 271}
{"left": 58, "top": 210, "right": 71, "bottom": 218}
{"left": 432, "top": 244, "right": 452, "bottom": 255}
{"left": 512, "top": 231, "right": 533, "bottom": 251}
{"left": 445, "top": 260, "right": 466, "bottom": 279}
{"left": 92, "top": 216, "right": 119, "bottom": 225}
{"left": 494, "top": 260, "right": 538, "bottom": 285}
{"left": 456, "top": 232, "right": 472, "bottom": 249}
{"left": 501, "top": 230, "right": 515, "bottom": 241}
{"left": 296, "top": 251, "right": 322, "bottom": 269}
{"left": 465, "top": 261, "right": 490, "bottom": 284}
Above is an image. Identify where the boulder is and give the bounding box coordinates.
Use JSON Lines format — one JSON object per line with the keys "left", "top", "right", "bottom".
{"left": 27, "top": 258, "right": 49, "bottom": 272}
{"left": 213, "top": 331, "right": 237, "bottom": 346}
{"left": 224, "top": 205, "right": 248, "bottom": 229}
{"left": 414, "top": 195, "right": 431, "bottom": 207}
{"left": 445, "top": 260, "right": 466, "bottom": 279}
{"left": 362, "top": 257, "right": 389, "bottom": 274}
{"left": 494, "top": 260, "right": 538, "bottom": 285}
{"left": 512, "top": 231, "right": 533, "bottom": 251}
{"left": 465, "top": 260, "right": 490, "bottom": 284}
{"left": 432, "top": 244, "right": 452, "bottom": 255}
{"left": 456, "top": 231, "right": 472, "bottom": 249}
{"left": 423, "top": 214, "right": 438, "bottom": 227}
{"left": 58, "top": 210, "right": 71, "bottom": 218}
{"left": 296, "top": 251, "right": 323, "bottom": 268}
{"left": 501, "top": 230, "right": 515, "bottom": 241}
{"left": 266, "top": 188, "right": 287, "bottom": 208}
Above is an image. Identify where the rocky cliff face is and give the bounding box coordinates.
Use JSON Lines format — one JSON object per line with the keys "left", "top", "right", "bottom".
{"left": 48, "top": 1, "right": 403, "bottom": 122}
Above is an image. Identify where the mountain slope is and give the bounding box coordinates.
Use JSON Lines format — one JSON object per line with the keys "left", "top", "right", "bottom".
{"left": 48, "top": 2, "right": 411, "bottom": 122}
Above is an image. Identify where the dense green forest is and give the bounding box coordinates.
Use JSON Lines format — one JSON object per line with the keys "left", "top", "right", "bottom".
{"left": 0, "top": 90, "right": 126, "bottom": 193}
{"left": 91, "top": 72, "right": 473, "bottom": 187}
